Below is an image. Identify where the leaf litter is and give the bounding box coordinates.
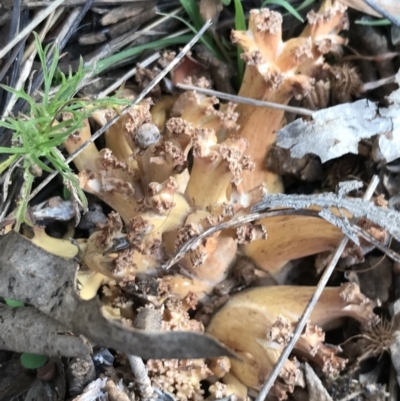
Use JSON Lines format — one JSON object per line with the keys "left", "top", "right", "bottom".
{"left": 2, "top": 1, "right": 400, "bottom": 401}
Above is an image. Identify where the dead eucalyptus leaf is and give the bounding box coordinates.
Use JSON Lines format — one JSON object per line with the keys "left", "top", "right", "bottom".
{"left": 276, "top": 99, "right": 391, "bottom": 163}
{"left": 277, "top": 70, "right": 400, "bottom": 164}
{"left": 0, "top": 304, "right": 91, "bottom": 357}
{"left": 339, "top": 0, "right": 400, "bottom": 18}
{"left": 0, "top": 231, "right": 234, "bottom": 360}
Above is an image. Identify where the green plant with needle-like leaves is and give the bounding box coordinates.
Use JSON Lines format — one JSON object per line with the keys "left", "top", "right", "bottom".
{"left": 0, "top": 33, "right": 130, "bottom": 230}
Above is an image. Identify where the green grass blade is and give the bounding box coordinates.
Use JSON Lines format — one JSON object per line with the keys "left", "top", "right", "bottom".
{"left": 0, "top": 85, "right": 39, "bottom": 114}
{"left": 14, "top": 170, "right": 34, "bottom": 231}
{"left": 355, "top": 18, "right": 390, "bottom": 26}
{"left": 0, "top": 120, "right": 18, "bottom": 130}
{"left": 0, "top": 154, "right": 19, "bottom": 175}
{"left": 0, "top": 146, "right": 28, "bottom": 154}
{"left": 233, "top": 0, "right": 246, "bottom": 82}
{"left": 95, "top": 35, "right": 194, "bottom": 73}
{"left": 262, "top": 0, "right": 304, "bottom": 22}
{"left": 29, "top": 154, "right": 54, "bottom": 173}
{"left": 179, "top": 0, "right": 204, "bottom": 30}
{"left": 296, "top": 0, "right": 316, "bottom": 12}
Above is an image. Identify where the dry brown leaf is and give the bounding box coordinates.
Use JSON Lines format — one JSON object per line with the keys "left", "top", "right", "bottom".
{"left": 0, "top": 231, "right": 233, "bottom": 360}
{"left": 339, "top": 0, "right": 400, "bottom": 18}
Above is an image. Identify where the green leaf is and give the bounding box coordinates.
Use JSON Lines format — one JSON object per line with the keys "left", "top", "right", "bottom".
{"left": 0, "top": 146, "right": 28, "bottom": 154}
{"left": 14, "top": 171, "right": 34, "bottom": 231}
{"left": 233, "top": 0, "right": 246, "bottom": 82}
{"left": 222, "top": 0, "right": 231, "bottom": 4}
{"left": 4, "top": 298, "right": 25, "bottom": 307}
{"left": 262, "top": 0, "right": 304, "bottom": 22}
{"left": 0, "top": 85, "right": 39, "bottom": 113}
{"left": 179, "top": 0, "right": 204, "bottom": 30}
{"left": 20, "top": 353, "right": 48, "bottom": 369}
{"left": 0, "top": 155, "right": 18, "bottom": 175}
{"left": 63, "top": 185, "right": 71, "bottom": 200}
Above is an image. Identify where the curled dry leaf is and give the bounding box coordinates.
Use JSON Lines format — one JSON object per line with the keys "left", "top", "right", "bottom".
{"left": 277, "top": 70, "right": 400, "bottom": 164}
{"left": 0, "top": 231, "right": 233, "bottom": 360}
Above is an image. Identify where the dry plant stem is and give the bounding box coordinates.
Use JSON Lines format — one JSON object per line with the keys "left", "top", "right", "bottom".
{"left": 360, "top": 74, "right": 397, "bottom": 92}
{"left": 127, "top": 355, "right": 155, "bottom": 401}
{"left": 22, "top": 6, "right": 64, "bottom": 63}
{"left": 255, "top": 175, "right": 380, "bottom": 401}
{"left": 0, "top": 11, "right": 11, "bottom": 26}
{"left": 0, "top": 37, "right": 27, "bottom": 82}
{"left": 26, "top": 19, "right": 213, "bottom": 203}
{"left": 0, "top": 0, "right": 66, "bottom": 59}
{"left": 4, "top": 7, "right": 81, "bottom": 117}
{"left": 337, "top": 390, "right": 363, "bottom": 401}
{"left": 24, "top": 0, "right": 152, "bottom": 5}
{"left": 351, "top": 225, "right": 400, "bottom": 263}
{"left": 361, "top": 0, "right": 400, "bottom": 27}
{"left": 97, "top": 52, "right": 161, "bottom": 98}
{"left": 109, "top": 8, "right": 182, "bottom": 57}
{"left": 176, "top": 84, "right": 314, "bottom": 117}
{"left": 2, "top": 50, "right": 36, "bottom": 118}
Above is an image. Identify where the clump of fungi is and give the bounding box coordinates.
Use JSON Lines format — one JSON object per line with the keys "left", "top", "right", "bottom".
{"left": 29, "top": 1, "right": 387, "bottom": 400}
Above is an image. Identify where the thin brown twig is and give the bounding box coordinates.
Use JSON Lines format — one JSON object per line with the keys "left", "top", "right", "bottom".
{"left": 176, "top": 83, "right": 314, "bottom": 116}
{"left": 96, "top": 52, "right": 161, "bottom": 99}
{"left": 254, "top": 175, "right": 380, "bottom": 401}
{"left": 351, "top": 226, "right": 400, "bottom": 263}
